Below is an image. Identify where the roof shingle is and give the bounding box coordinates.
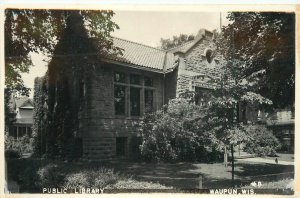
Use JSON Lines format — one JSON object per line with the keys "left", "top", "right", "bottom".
{"left": 105, "top": 37, "right": 176, "bottom": 72}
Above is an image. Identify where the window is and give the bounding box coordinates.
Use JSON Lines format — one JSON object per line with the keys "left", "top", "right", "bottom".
{"left": 27, "top": 127, "right": 32, "bottom": 137}
{"left": 130, "top": 87, "right": 140, "bottom": 116}
{"left": 145, "top": 89, "right": 154, "bottom": 112}
{"left": 130, "top": 74, "right": 141, "bottom": 85}
{"left": 144, "top": 76, "right": 153, "bottom": 87}
{"left": 206, "top": 49, "right": 213, "bottom": 63}
{"left": 114, "top": 71, "right": 155, "bottom": 116}
{"left": 114, "top": 72, "right": 126, "bottom": 83}
{"left": 114, "top": 85, "right": 126, "bottom": 115}
{"left": 116, "top": 137, "right": 127, "bottom": 156}
{"left": 194, "top": 87, "right": 210, "bottom": 107}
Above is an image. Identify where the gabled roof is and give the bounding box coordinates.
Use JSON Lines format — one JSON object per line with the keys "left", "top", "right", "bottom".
{"left": 16, "top": 117, "right": 33, "bottom": 124}
{"left": 167, "top": 39, "right": 199, "bottom": 54}
{"left": 15, "top": 97, "right": 33, "bottom": 109}
{"left": 104, "top": 37, "right": 176, "bottom": 72}
{"left": 103, "top": 29, "right": 213, "bottom": 73}
{"left": 166, "top": 29, "right": 214, "bottom": 54}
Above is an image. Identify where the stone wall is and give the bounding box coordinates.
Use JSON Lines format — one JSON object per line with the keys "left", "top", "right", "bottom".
{"left": 79, "top": 63, "right": 165, "bottom": 160}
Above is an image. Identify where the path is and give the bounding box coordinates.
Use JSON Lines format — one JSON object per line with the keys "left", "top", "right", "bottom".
{"left": 237, "top": 157, "right": 294, "bottom": 165}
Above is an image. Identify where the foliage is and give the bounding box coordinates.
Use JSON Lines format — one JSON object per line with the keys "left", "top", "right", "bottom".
{"left": 5, "top": 150, "right": 21, "bottom": 159}
{"left": 243, "top": 178, "right": 294, "bottom": 190}
{"left": 4, "top": 88, "right": 17, "bottom": 127}
{"left": 5, "top": 9, "right": 120, "bottom": 95}
{"left": 28, "top": 11, "right": 122, "bottom": 160}
{"left": 37, "top": 163, "right": 70, "bottom": 188}
{"left": 160, "top": 33, "right": 194, "bottom": 50}
{"left": 64, "top": 168, "right": 120, "bottom": 189}
{"left": 221, "top": 12, "right": 295, "bottom": 109}
{"left": 32, "top": 76, "right": 48, "bottom": 157}
{"left": 108, "top": 179, "right": 172, "bottom": 189}
{"left": 139, "top": 98, "right": 219, "bottom": 162}
{"left": 5, "top": 133, "right": 34, "bottom": 158}
{"left": 243, "top": 125, "right": 281, "bottom": 156}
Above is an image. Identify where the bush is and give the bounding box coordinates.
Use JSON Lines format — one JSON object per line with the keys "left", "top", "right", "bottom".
{"left": 139, "top": 98, "right": 216, "bottom": 162}
{"left": 109, "top": 179, "right": 172, "bottom": 189}
{"left": 244, "top": 125, "right": 281, "bottom": 156}
{"left": 5, "top": 150, "right": 21, "bottom": 159}
{"left": 5, "top": 133, "right": 34, "bottom": 158}
{"left": 63, "top": 167, "right": 121, "bottom": 189}
{"left": 37, "top": 163, "right": 66, "bottom": 188}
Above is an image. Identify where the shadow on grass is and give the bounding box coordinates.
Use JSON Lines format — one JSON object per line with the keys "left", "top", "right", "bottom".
{"left": 106, "top": 161, "right": 294, "bottom": 189}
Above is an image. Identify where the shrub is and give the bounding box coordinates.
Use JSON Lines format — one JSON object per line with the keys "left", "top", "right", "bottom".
{"left": 63, "top": 172, "right": 89, "bottom": 189}
{"left": 5, "top": 133, "right": 34, "bottom": 158}
{"left": 243, "top": 125, "right": 281, "bottom": 156}
{"left": 109, "top": 179, "right": 172, "bottom": 189}
{"left": 5, "top": 150, "right": 21, "bottom": 159}
{"left": 64, "top": 168, "right": 120, "bottom": 189}
{"left": 139, "top": 98, "right": 216, "bottom": 162}
{"left": 37, "top": 163, "right": 66, "bottom": 188}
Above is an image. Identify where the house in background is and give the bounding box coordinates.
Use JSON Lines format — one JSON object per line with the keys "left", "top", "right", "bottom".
{"left": 259, "top": 107, "right": 295, "bottom": 153}
{"left": 8, "top": 97, "right": 34, "bottom": 139}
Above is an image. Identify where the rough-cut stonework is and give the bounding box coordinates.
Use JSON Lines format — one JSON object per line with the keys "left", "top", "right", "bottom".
{"left": 79, "top": 62, "right": 167, "bottom": 160}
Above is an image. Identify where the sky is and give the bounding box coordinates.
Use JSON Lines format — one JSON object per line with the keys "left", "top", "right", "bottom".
{"left": 22, "top": 11, "right": 230, "bottom": 98}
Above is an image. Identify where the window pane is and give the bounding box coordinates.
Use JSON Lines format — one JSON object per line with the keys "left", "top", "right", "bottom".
{"left": 27, "top": 127, "right": 32, "bottom": 137}
{"left": 145, "top": 89, "right": 154, "bottom": 112}
{"left": 144, "top": 77, "right": 153, "bottom": 87}
{"left": 114, "top": 72, "right": 126, "bottom": 83}
{"left": 114, "top": 85, "right": 126, "bottom": 115}
{"left": 195, "top": 87, "right": 210, "bottom": 107}
{"left": 130, "top": 87, "right": 140, "bottom": 116}
{"left": 14, "top": 127, "right": 18, "bottom": 138}
{"left": 130, "top": 74, "right": 141, "bottom": 85}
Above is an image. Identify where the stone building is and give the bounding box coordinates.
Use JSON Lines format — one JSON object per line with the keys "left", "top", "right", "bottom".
{"left": 39, "top": 16, "right": 293, "bottom": 159}
{"left": 79, "top": 29, "right": 226, "bottom": 160}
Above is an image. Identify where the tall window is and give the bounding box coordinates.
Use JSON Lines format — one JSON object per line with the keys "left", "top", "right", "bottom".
{"left": 114, "top": 72, "right": 126, "bottom": 115}
{"left": 114, "top": 71, "right": 155, "bottom": 116}
{"left": 130, "top": 74, "right": 141, "bottom": 85}
{"left": 114, "top": 72, "right": 126, "bottom": 83}
{"left": 145, "top": 89, "right": 153, "bottom": 112}
{"left": 114, "top": 85, "right": 126, "bottom": 116}
{"left": 130, "top": 87, "right": 140, "bottom": 116}
{"left": 195, "top": 87, "right": 210, "bottom": 107}
{"left": 144, "top": 76, "right": 153, "bottom": 87}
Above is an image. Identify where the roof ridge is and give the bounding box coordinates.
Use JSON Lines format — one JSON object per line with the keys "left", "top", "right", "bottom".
{"left": 112, "top": 36, "right": 165, "bottom": 52}
{"left": 166, "top": 39, "right": 196, "bottom": 52}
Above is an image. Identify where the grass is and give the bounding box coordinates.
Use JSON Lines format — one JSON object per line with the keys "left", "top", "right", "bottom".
{"left": 242, "top": 178, "right": 294, "bottom": 189}
{"left": 263, "top": 153, "right": 294, "bottom": 162}
{"left": 7, "top": 157, "right": 294, "bottom": 192}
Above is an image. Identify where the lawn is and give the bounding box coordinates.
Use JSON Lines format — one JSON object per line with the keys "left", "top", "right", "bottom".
{"left": 105, "top": 160, "right": 294, "bottom": 189}
{"left": 263, "top": 153, "right": 294, "bottom": 162}
{"left": 6, "top": 158, "right": 294, "bottom": 192}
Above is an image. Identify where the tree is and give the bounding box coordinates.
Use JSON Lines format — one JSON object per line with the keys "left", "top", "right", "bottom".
{"left": 5, "top": 9, "right": 120, "bottom": 95}
{"left": 160, "top": 34, "right": 194, "bottom": 50}
{"left": 221, "top": 12, "right": 295, "bottom": 110}
{"left": 7, "top": 10, "right": 122, "bottom": 159}
{"left": 202, "top": 12, "right": 292, "bottom": 186}
{"left": 5, "top": 9, "right": 121, "bottom": 140}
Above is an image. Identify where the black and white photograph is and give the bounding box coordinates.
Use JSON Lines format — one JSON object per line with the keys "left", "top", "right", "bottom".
{"left": 2, "top": 6, "right": 297, "bottom": 195}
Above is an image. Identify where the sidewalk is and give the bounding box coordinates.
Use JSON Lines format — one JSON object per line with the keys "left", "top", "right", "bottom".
{"left": 237, "top": 157, "right": 294, "bottom": 165}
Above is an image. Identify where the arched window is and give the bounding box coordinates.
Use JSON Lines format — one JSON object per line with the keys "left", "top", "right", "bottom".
{"left": 205, "top": 49, "right": 213, "bottom": 63}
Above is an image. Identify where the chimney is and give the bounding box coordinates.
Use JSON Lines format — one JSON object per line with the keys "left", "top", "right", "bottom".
{"left": 195, "top": 29, "right": 213, "bottom": 40}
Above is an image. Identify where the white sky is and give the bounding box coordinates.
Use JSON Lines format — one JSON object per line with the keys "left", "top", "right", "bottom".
{"left": 22, "top": 11, "right": 230, "bottom": 98}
